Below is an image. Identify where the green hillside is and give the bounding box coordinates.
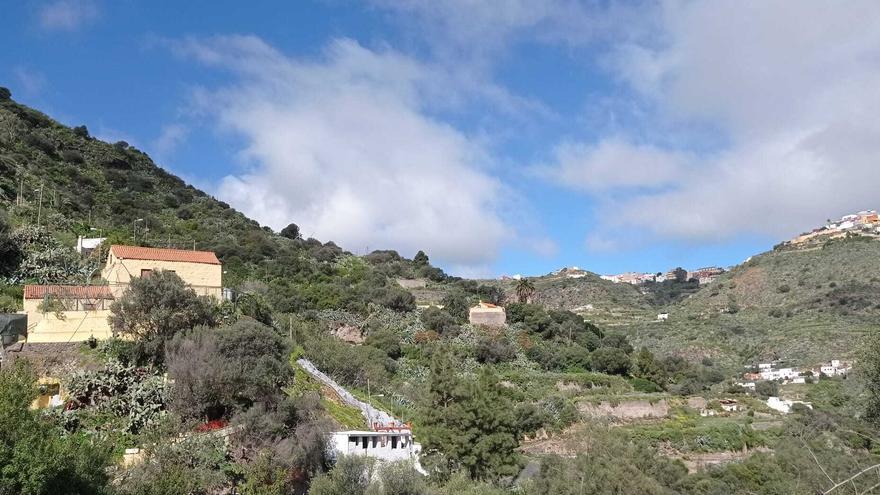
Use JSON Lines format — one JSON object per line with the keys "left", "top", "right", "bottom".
{"left": 0, "top": 94, "right": 445, "bottom": 313}
{"left": 495, "top": 270, "right": 655, "bottom": 327}
{"left": 624, "top": 236, "right": 880, "bottom": 366}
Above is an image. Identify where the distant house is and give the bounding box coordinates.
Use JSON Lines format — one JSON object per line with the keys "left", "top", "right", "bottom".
{"left": 820, "top": 359, "right": 850, "bottom": 377}
{"left": 102, "top": 245, "right": 222, "bottom": 299}
{"left": 688, "top": 267, "right": 725, "bottom": 285}
{"left": 22, "top": 285, "right": 115, "bottom": 343}
{"left": 657, "top": 313, "right": 669, "bottom": 321}
{"left": 469, "top": 301, "right": 506, "bottom": 327}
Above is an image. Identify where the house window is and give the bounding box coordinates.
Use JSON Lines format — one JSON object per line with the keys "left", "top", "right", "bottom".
{"left": 82, "top": 302, "right": 97, "bottom": 311}
{"left": 391, "top": 436, "right": 398, "bottom": 449}
{"left": 141, "top": 269, "right": 153, "bottom": 278}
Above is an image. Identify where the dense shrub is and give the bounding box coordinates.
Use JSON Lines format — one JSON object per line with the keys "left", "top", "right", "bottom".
{"left": 61, "top": 149, "right": 84, "bottom": 163}
{"left": 166, "top": 318, "right": 291, "bottom": 420}
{"left": 475, "top": 335, "right": 517, "bottom": 364}
{"left": 109, "top": 270, "right": 216, "bottom": 364}
{"left": 590, "top": 347, "right": 632, "bottom": 376}
{"left": 24, "top": 132, "right": 55, "bottom": 155}
{"left": 365, "top": 328, "right": 402, "bottom": 359}
{"left": 420, "top": 306, "right": 460, "bottom": 335}
{"left": 0, "top": 361, "right": 114, "bottom": 494}
{"left": 506, "top": 303, "right": 603, "bottom": 347}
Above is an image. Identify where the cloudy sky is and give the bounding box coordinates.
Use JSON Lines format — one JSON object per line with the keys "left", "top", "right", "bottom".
{"left": 3, "top": 1, "right": 879, "bottom": 277}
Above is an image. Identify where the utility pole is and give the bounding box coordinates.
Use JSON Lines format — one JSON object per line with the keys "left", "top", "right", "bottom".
{"left": 133, "top": 218, "right": 143, "bottom": 244}
{"left": 35, "top": 185, "right": 44, "bottom": 226}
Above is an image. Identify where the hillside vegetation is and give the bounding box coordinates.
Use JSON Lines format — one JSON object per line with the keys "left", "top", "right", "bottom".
{"left": 623, "top": 236, "right": 880, "bottom": 365}
{"left": 0, "top": 94, "right": 449, "bottom": 314}
{"left": 4, "top": 91, "right": 880, "bottom": 494}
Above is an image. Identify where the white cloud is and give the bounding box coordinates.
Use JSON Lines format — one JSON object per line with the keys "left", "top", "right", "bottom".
{"left": 38, "top": 0, "right": 99, "bottom": 32}
{"left": 370, "top": 0, "right": 643, "bottom": 62}
{"left": 171, "top": 36, "right": 511, "bottom": 272}
{"left": 12, "top": 67, "right": 47, "bottom": 96}
{"left": 152, "top": 123, "right": 189, "bottom": 159}
{"left": 543, "top": 0, "right": 880, "bottom": 245}
{"left": 535, "top": 138, "right": 690, "bottom": 192}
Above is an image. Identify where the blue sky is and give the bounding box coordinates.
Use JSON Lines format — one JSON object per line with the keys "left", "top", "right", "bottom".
{"left": 3, "top": 1, "right": 879, "bottom": 277}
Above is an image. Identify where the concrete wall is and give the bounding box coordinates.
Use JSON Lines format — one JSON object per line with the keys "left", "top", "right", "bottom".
{"left": 469, "top": 308, "right": 506, "bottom": 327}
{"left": 397, "top": 278, "right": 427, "bottom": 289}
{"left": 102, "top": 255, "right": 222, "bottom": 299}
{"left": 23, "top": 309, "right": 113, "bottom": 343}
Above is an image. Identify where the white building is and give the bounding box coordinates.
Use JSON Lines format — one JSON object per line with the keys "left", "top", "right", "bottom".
{"left": 657, "top": 313, "right": 669, "bottom": 321}
{"left": 75, "top": 236, "right": 106, "bottom": 256}
{"left": 820, "top": 359, "right": 850, "bottom": 377}
{"left": 767, "top": 397, "right": 812, "bottom": 414}
{"left": 736, "top": 382, "right": 756, "bottom": 390}
{"left": 329, "top": 430, "right": 425, "bottom": 474}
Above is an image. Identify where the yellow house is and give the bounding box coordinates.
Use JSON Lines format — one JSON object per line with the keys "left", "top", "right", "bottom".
{"left": 22, "top": 284, "right": 115, "bottom": 343}
{"left": 101, "top": 245, "right": 223, "bottom": 299}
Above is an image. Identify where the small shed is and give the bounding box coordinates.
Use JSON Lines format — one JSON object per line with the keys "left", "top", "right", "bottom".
{"left": 469, "top": 301, "right": 506, "bottom": 327}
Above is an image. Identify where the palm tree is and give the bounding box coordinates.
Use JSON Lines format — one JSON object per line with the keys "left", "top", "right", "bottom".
{"left": 514, "top": 278, "right": 536, "bottom": 304}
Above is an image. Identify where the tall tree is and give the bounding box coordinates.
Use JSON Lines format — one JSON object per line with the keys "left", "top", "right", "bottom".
{"left": 862, "top": 333, "right": 880, "bottom": 423}
{"left": 418, "top": 353, "right": 520, "bottom": 480}
{"left": 514, "top": 278, "right": 536, "bottom": 304}
{"left": 413, "top": 250, "right": 429, "bottom": 266}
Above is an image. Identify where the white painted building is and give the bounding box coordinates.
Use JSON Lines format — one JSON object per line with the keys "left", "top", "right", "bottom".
{"left": 657, "top": 313, "right": 669, "bottom": 321}
{"left": 820, "top": 359, "right": 850, "bottom": 377}
{"left": 767, "top": 397, "right": 812, "bottom": 414}
{"left": 736, "top": 382, "right": 756, "bottom": 390}
{"left": 75, "top": 236, "right": 106, "bottom": 256}
{"left": 329, "top": 430, "right": 425, "bottom": 474}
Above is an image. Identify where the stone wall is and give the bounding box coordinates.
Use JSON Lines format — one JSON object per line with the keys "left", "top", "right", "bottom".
{"left": 578, "top": 399, "right": 669, "bottom": 419}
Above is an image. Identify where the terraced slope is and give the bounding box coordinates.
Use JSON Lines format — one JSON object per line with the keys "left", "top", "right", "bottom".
{"left": 625, "top": 236, "right": 880, "bottom": 365}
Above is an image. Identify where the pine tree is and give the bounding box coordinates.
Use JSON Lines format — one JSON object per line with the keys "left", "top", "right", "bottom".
{"left": 418, "top": 353, "right": 520, "bottom": 480}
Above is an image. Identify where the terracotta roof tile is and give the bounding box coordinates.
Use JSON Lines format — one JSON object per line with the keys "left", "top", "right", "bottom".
{"left": 24, "top": 285, "right": 115, "bottom": 300}
{"left": 109, "top": 245, "right": 221, "bottom": 265}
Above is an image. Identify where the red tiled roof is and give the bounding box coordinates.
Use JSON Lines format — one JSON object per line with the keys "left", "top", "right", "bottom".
{"left": 109, "top": 245, "right": 221, "bottom": 265}
{"left": 24, "top": 285, "right": 115, "bottom": 300}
